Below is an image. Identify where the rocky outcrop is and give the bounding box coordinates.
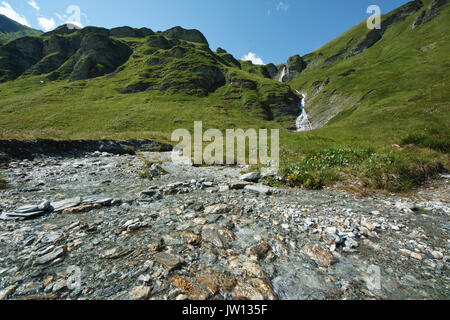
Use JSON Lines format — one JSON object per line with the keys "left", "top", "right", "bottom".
{"left": 273, "top": 55, "right": 307, "bottom": 82}
{"left": 261, "top": 87, "right": 301, "bottom": 119}
{"left": 50, "top": 33, "right": 132, "bottom": 81}
{"left": 25, "top": 34, "right": 81, "bottom": 75}
{"left": 1, "top": 27, "right": 134, "bottom": 82}
{"left": 160, "top": 64, "right": 226, "bottom": 95}
{"left": 226, "top": 71, "right": 258, "bottom": 90}
{"left": 0, "top": 139, "right": 172, "bottom": 160}
{"left": 110, "top": 26, "right": 154, "bottom": 38}
{"left": 411, "top": 0, "right": 448, "bottom": 29}
{"left": 263, "top": 63, "right": 278, "bottom": 79}
{"left": 146, "top": 34, "right": 179, "bottom": 50}
{"left": 216, "top": 48, "right": 240, "bottom": 67}
{"left": 42, "top": 24, "right": 80, "bottom": 37}
{"left": 162, "top": 26, "right": 209, "bottom": 45}
{"left": 0, "top": 37, "right": 43, "bottom": 80}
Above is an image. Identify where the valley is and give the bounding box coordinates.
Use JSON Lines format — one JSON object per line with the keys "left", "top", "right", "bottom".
{"left": 0, "top": 0, "right": 449, "bottom": 301}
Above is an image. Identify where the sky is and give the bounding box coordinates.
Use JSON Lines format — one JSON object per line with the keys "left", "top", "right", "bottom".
{"left": 1, "top": 0, "right": 410, "bottom": 65}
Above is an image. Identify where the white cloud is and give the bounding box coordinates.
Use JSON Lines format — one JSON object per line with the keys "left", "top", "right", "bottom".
{"left": 28, "top": 0, "right": 40, "bottom": 11}
{"left": 0, "top": 1, "right": 31, "bottom": 27}
{"left": 242, "top": 52, "right": 265, "bottom": 65}
{"left": 38, "top": 17, "right": 55, "bottom": 31}
{"left": 276, "top": 1, "right": 289, "bottom": 12}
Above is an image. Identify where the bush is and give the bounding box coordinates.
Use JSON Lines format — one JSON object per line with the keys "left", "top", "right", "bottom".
{"left": 279, "top": 146, "right": 444, "bottom": 192}
{"left": 402, "top": 129, "right": 450, "bottom": 153}
{"left": 361, "top": 153, "right": 443, "bottom": 192}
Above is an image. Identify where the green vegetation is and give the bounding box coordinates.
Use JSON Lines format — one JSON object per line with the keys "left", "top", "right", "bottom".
{"left": 274, "top": 146, "right": 443, "bottom": 192}
{"left": 0, "top": 14, "right": 42, "bottom": 43}
{"left": 0, "top": 0, "right": 448, "bottom": 192}
{"left": 275, "top": 0, "right": 449, "bottom": 190}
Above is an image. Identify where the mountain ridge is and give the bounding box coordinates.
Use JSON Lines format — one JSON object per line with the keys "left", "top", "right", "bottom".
{"left": 0, "top": 14, "right": 42, "bottom": 43}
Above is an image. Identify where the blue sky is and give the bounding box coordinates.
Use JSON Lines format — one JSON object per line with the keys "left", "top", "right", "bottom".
{"left": 1, "top": 0, "right": 409, "bottom": 65}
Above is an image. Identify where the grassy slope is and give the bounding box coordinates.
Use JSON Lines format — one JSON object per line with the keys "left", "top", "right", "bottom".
{"left": 0, "top": 36, "right": 289, "bottom": 142}
{"left": 0, "top": 15, "right": 42, "bottom": 43}
{"left": 286, "top": 0, "right": 449, "bottom": 153}
{"left": 0, "top": 1, "right": 448, "bottom": 191}
{"left": 276, "top": 0, "right": 449, "bottom": 191}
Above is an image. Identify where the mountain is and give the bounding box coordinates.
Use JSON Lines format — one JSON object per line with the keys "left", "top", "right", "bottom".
{"left": 284, "top": 0, "right": 449, "bottom": 140}
{"left": 0, "top": 23, "right": 300, "bottom": 141}
{"left": 0, "top": 0, "right": 448, "bottom": 191}
{"left": 0, "top": 14, "right": 42, "bottom": 44}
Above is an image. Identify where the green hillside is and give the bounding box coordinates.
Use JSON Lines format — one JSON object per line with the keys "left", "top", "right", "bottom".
{"left": 287, "top": 0, "right": 449, "bottom": 150}
{"left": 0, "top": 0, "right": 448, "bottom": 192}
{"left": 276, "top": 0, "right": 449, "bottom": 191}
{"left": 0, "top": 24, "right": 299, "bottom": 142}
{"left": 0, "top": 14, "right": 42, "bottom": 44}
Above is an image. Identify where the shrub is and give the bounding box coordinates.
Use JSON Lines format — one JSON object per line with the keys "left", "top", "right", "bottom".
{"left": 278, "top": 146, "right": 444, "bottom": 192}
{"left": 402, "top": 129, "right": 450, "bottom": 153}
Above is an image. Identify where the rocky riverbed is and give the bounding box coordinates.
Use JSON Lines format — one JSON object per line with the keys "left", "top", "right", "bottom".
{"left": 0, "top": 151, "right": 448, "bottom": 300}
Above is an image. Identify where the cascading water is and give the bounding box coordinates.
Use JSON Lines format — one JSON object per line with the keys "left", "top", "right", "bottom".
{"left": 295, "top": 90, "right": 313, "bottom": 132}
{"left": 277, "top": 66, "right": 287, "bottom": 82}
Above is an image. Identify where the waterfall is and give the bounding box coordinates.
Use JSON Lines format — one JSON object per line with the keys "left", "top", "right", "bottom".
{"left": 277, "top": 66, "right": 287, "bottom": 82}
{"left": 295, "top": 91, "right": 313, "bottom": 132}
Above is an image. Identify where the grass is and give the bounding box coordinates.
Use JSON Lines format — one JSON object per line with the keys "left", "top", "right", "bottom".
{"left": 271, "top": 146, "right": 444, "bottom": 191}
{"left": 0, "top": 0, "right": 448, "bottom": 193}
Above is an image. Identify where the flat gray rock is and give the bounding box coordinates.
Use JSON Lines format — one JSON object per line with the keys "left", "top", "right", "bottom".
{"left": 35, "top": 247, "right": 65, "bottom": 265}
{"left": 7, "top": 211, "right": 46, "bottom": 219}
{"left": 240, "top": 172, "right": 261, "bottom": 182}
{"left": 51, "top": 197, "right": 82, "bottom": 212}
{"left": 244, "top": 184, "right": 272, "bottom": 195}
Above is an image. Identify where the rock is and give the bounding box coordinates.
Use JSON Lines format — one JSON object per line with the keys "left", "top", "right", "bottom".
{"left": 431, "top": 251, "right": 444, "bottom": 260}
{"left": 233, "top": 282, "right": 264, "bottom": 300}
{"left": 242, "top": 261, "right": 264, "bottom": 278}
{"left": 248, "top": 241, "right": 271, "bottom": 261}
{"left": 162, "top": 26, "right": 208, "bottom": 45}
{"left": 174, "top": 231, "right": 202, "bottom": 245}
{"left": 201, "top": 228, "right": 228, "bottom": 249}
{"left": 62, "top": 204, "right": 99, "bottom": 214}
{"left": 303, "top": 244, "right": 335, "bottom": 267}
{"left": 51, "top": 197, "right": 82, "bottom": 212}
{"left": 202, "top": 182, "right": 215, "bottom": 188}
{"left": 171, "top": 275, "right": 216, "bottom": 300}
{"left": 411, "top": 252, "right": 423, "bottom": 261}
{"left": 130, "top": 285, "right": 152, "bottom": 300}
{"left": 0, "top": 285, "right": 16, "bottom": 300}
{"left": 399, "top": 249, "right": 412, "bottom": 257}
{"left": 204, "top": 204, "right": 229, "bottom": 215}
{"left": 240, "top": 172, "right": 261, "bottom": 182}
{"left": 35, "top": 246, "right": 66, "bottom": 265}
{"left": 154, "top": 252, "right": 183, "bottom": 271}
{"left": 343, "top": 237, "right": 359, "bottom": 251}
{"left": 52, "top": 279, "right": 67, "bottom": 293}
{"left": 230, "top": 181, "right": 250, "bottom": 190}
{"left": 102, "top": 248, "right": 133, "bottom": 260}
{"left": 361, "top": 219, "right": 377, "bottom": 232}
{"left": 244, "top": 185, "right": 272, "bottom": 196}
{"left": 14, "top": 199, "right": 52, "bottom": 214}
{"left": 41, "top": 232, "right": 65, "bottom": 243}
{"left": 6, "top": 210, "right": 46, "bottom": 219}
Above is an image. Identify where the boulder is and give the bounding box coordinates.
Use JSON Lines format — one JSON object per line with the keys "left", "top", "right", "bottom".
{"left": 162, "top": 26, "right": 209, "bottom": 45}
